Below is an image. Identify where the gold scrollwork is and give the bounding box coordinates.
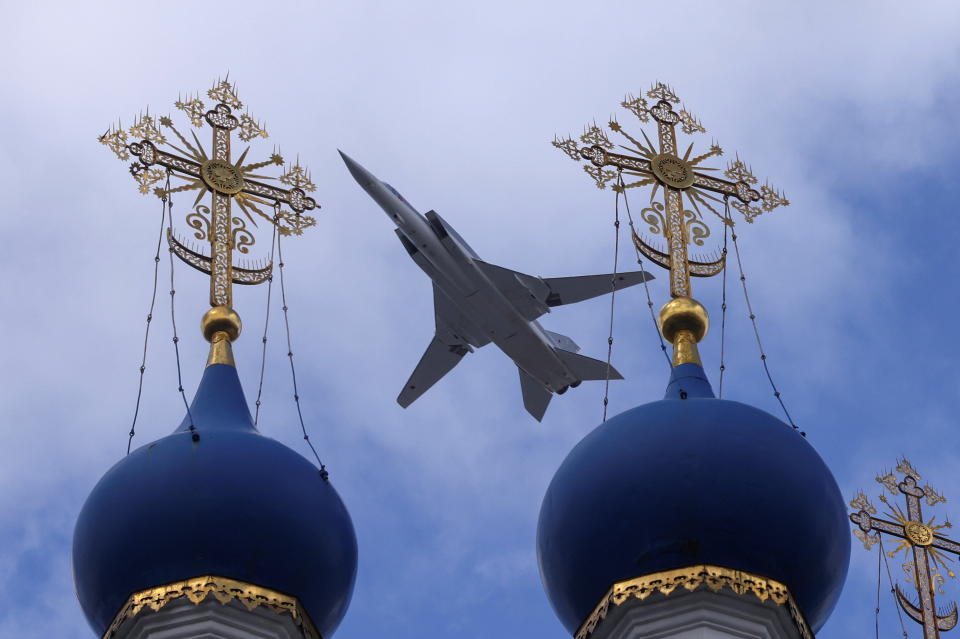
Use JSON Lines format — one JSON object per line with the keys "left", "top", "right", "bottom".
{"left": 186, "top": 205, "right": 211, "bottom": 241}
{"left": 102, "top": 575, "right": 320, "bottom": 639}
{"left": 208, "top": 79, "right": 243, "bottom": 109}
{"left": 620, "top": 94, "right": 651, "bottom": 122}
{"left": 641, "top": 201, "right": 667, "bottom": 236}
{"left": 855, "top": 528, "right": 881, "bottom": 550}
{"left": 576, "top": 564, "right": 812, "bottom": 639}
{"left": 175, "top": 96, "right": 206, "bottom": 127}
{"left": 272, "top": 209, "right": 318, "bottom": 237}
{"left": 683, "top": 209, "right": 711, "bottom": 246}
{"left": 647, "top": 82, "right": 680, "bottom": 104}
{"left": 583, "top": 165, "right": 617, "bottom": 190}
{"left": 553, "top": 136, "right": 582, "bottom": 161}
{"left": 731, "top": 199, "right": 763, "bottom": 223}
{"left": 279, "top": 163, "right": 317, "bottom": 192}
{"left": 580, "top": 123, "right": 613, "bottom": 150}
{"left": 98, "top": 127, "right": 130, "bottom": 160}
{"left": 129, "top": 163, "right": 166, "bottom": 195}
{"left": 678, "top": 108, "right": 705, "bottom": 135}
{"left": 231, "top": 215, "right": 255, "bottom": 254}
{"left": 850, "top": 491, "right": 878, "bottom": 515}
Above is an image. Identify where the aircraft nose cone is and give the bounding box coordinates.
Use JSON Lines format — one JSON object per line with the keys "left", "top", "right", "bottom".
{"left": 338, "top": 150, "right": 375, "bottom": 187}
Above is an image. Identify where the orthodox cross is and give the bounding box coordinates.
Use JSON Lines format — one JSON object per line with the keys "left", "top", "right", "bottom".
{"left": 850, "top": 458, "right": 959, "bottom": 639}
{"left": 553, "top": 82, "right": 788, "bottom": 298}
{"left": 99, "top": 77, "right": 318, "bottom": 309}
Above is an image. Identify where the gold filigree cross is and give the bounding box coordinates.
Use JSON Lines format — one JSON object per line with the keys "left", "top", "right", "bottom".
{"left": 554, "top": 82, "right": 788, "bottom": 298}
{"left": 850, "top": 459, "right": 960, "bottom": 639}
{"left": 99, "top": 77, "right": 319, "bottom": 308}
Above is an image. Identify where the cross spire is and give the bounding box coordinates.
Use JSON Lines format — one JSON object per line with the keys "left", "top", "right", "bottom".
{"left": 100, "top": 77, "right": 319, "bottom": 363}
{"left": 850, "top": 458, "right": 960, "bottom": 639}
{"left": 554, "top": 82, "right": 789, "bottom": 365}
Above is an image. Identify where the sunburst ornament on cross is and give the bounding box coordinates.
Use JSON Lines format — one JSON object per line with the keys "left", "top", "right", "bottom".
{"left": 99, "top": 77, "right": 319, "bottom": 310}
{"left": 553, "top": 82, "right": 789, "bottom": 300}
{"left": 850, "top": 459, "right": 960, "bottom": 639}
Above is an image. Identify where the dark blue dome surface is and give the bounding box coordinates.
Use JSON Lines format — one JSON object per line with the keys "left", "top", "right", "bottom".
{"left": 537, "top": 364, "right": 849, "bottom": 634}
{"left": 73, "top": 364, "right": 358, "bottom": 636}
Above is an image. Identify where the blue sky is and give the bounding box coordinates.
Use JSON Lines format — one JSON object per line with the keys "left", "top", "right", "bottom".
{"left": 2, "top": 1, "right": 960, "bottom": 637}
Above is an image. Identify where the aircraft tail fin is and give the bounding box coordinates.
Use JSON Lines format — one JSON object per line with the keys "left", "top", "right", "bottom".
{"left": 397, "top": 336, "right": 469, "bottom": 408}
{"left": 544, "top": 270, "right": 653, "bottom": 307}
{"left": 555, "top": 349, "right": 623, "bottom": 382}
{"left": 518, "top": 367, "right": 552, "bottom": 422}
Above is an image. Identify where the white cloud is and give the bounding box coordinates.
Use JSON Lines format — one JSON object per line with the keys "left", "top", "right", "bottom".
{"left": 2, "top": 1, "right": 960, "bottom": 637}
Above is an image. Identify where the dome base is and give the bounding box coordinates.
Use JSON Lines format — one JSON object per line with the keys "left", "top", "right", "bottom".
{"left": 578, "top": 565, "right": 810, "bottom": 639}
{"left": 102, "top": 575, "right": 320, "bottom": 639}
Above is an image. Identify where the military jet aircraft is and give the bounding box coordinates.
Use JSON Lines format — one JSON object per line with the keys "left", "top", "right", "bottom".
{"left": 340, "top": 151, "right": 654, "bottom": 420}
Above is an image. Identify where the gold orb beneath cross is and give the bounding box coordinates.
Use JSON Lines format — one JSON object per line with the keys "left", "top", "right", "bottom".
{"left": 200, "top": 159, "right": 245, "bottom": 195}
{"left": 651, "top": 154, "right": 695, "bottom": 189}
{"left": 201, "top": 306, "right": 242, "bottom": 342}
{"left": 659, "top": 296, "right": 709, "bottom": 344}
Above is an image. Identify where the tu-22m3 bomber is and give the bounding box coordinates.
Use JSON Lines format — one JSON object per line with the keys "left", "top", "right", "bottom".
{"left": 340, "top": 151, "right": 653, "bottom": 421}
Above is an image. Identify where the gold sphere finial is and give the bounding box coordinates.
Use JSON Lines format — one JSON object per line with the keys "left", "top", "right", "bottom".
{"left": 659, "top": 296, "right": 709, "bottom": 343}
{"left": 659, "top": 297, "right": 709, "bottom": 366}
{"left": 201, "top": 306, "right": 242, "bottom": 343}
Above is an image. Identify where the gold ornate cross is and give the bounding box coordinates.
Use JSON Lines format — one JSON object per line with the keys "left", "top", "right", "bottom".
{"left": 850, "top": 459, "right": 959, "bottom": 639}
{"left": 554, "top": 82, "right": 789, "bottom": 299}
{"left": 99, "top": 77, "right": 319, "bottom": 309}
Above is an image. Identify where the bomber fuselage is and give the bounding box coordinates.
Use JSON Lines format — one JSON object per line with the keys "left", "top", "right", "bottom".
{"left": 341, "top": 152, "right": 579, "bottom": 393}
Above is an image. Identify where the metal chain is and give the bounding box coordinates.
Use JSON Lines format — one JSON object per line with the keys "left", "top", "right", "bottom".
{"left": 726, "top": 198, "right": 804, "bottom": 437}
{"left": 126, "top": 177, "right": 168, "bottom": 454}
{"left": 166, "top": 178, "right": 197, "bottom": 441}
{"left": 620, "top": 182, "right": 671, "bottom": 367}
{"left": 253, "top": 220, "right": 279, "bottom": 426}
{"left": 879, "top": 536, "right": 911, "bottom": 639}
{"left": 876, "top": 538, "right": 883, "bottom": 639}
{"left": 275, "top": 204, "right": 328, "bottom": 480}
{"left": 718, "top": 204, "right": 730, "bottom": 399}
{"left": 602, "top": 173, "right": 623, "bottom": 422}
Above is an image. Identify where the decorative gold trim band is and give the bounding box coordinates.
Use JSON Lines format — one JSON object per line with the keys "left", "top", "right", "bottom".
{"left": 574, "top": 564, "right": 812, "bottom": 639}
{"left": 103, "top": 575, "right": 321, "bottom": 639}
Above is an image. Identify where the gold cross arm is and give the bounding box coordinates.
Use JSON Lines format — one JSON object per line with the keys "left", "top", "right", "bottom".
{"left": 851, "top": 511, "right": 960, "bottom": 556}
{"left": 580, "top": 145, "right": 762, "bottom": 204}
{"left": 850, "top": 464, "right": 960, "bottom": 639}
{"left": 128, "top": 140, "right": 318, "bottom": 214}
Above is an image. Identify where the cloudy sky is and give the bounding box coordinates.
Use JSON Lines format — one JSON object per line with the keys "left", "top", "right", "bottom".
{"left": 3, "top": 1, "right": 960, "bottom": 637}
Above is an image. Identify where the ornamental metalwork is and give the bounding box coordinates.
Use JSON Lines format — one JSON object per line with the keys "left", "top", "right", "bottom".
{"left": 99, "top": 77, "right": 319, "bottom": 307}
{"left": 102, "top": 574, "right": 320, "bottom": 639}
{"left": 554, "top": 82, "right": 788, "bottom": 298}
{"left": 850, "top": 458, "right": 960, "bottom": 639}
{"left": 575, "top": 564, "right": 812, "bottom": 639}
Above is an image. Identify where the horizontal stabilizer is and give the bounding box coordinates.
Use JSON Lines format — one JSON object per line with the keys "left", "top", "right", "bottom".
{"left": 397, "top": 336, "right": 469, "bottom": 408}
{"left": 543, "top": 329, "right": 580, "bottom": 353}
{"left": 519, "top": 367, "right": 552, "bottom": 421}
{"left": 544, "top": 270, "right": 653, "bottom": 307}
{"left": 555, "top": 349, "right": 622, "bottom": 381}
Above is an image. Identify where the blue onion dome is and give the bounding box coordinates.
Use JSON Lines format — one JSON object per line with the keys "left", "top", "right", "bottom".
{"left": 73, "top": 360, "right": 358, "bottom": 637}
{"left": 537, "top": 361, "right": 850, "bottom": 634}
